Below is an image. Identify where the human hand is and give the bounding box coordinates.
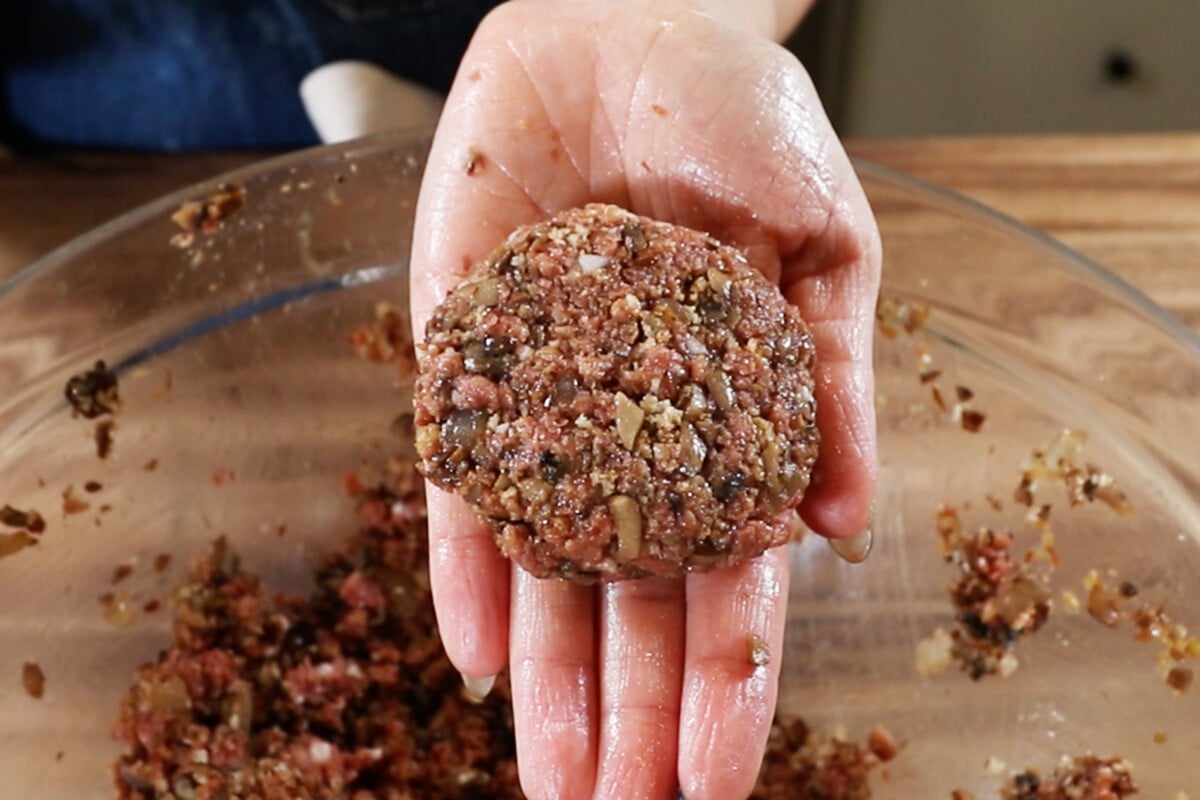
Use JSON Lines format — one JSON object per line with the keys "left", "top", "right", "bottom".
{"left": 409, "top": 1, "right": 881, "bottom": 798}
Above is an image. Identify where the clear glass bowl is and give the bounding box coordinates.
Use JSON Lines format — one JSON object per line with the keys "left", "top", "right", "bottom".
{"left": 1, "top": 130, "right": 1197, "bottom": 799}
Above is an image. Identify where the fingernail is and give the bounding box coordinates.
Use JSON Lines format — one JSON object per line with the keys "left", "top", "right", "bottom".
{"left": 461, "top": 672, "right": 497, "bottom": 703}
{"left": 829, "top": 528, "right": 873, "bottom": 564}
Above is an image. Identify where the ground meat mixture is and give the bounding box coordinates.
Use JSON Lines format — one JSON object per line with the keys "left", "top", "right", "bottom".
{"left": 169, "top": 184, "right": 246, "bottom": 248}
{"left": 112, "top": 453, "right": 882, "bottom": 799}
{"left": 112, "top": 463, "right": 523, "bottom": 800}
{"left": 0, "top": 504, "right": 46, "bottom": 533}
{"left": 875, "top": 295, "right": 987, "bottom": 432}
{"left": 65, "top": 359, "right": 122, "bottom": 458}
{"left": 916, "top": 505, "right": 1052, "bottom": 680}
{"left": 751, "top": 717, "right": 897, "bottom": 800}
{"left": 1013, "top": 430, "right": 1132, "bottom": 517}
{"left": 1081, "top": 569, "right": 1200, "bottom": 693}
{"left": 22, "top": 661, "right": 45, "bottom": 699}
{"left": 415, "top": 204, "right": 819, "bottom": 580}
{"left": 0, "top": 504, "right": 47, "bottom": 561}
{"left": 996, "top": 755, "right": 1138, "bottom": 800}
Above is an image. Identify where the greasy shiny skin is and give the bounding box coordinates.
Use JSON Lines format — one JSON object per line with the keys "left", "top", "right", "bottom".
{"left": 409, "top": 1, "right": 881, "bottom": 798}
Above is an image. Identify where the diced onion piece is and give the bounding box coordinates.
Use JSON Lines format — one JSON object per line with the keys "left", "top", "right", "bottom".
{"left": 578, "top": 253, "right": 610, "bottom": 273}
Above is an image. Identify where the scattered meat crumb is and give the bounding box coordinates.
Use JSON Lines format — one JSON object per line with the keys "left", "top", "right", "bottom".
{"left": 753, "top": 717, "right": 898, "bottom": 799}
{"left": 1166, "top": 665, "right": 1194, "bottom": 692}
{"left": 0, "top": 504, "right": 46, "bottom": 533}
{"left": 875, "top": 296, "right": 930, "bottom": 338}
{"left": 169, "top": 183, "right": 246, "bottom": 247}
{"left": 748, "top": 634, "right": 771, "bottom": 667}
{"left": 1081, "top": 569, "right": 1200, "bottom": 693}
{"left": 143, "top": 458, "right": 159, "bottom": 472}
{"left": 1014, "top": 430, "right": 1132, "bottom": 516}
{"left": 997, "top": 755, "right": 1136, "bottom": 799}
{"left": 62, "top": 485, "right": 90, "bottom": 515}
{"left": 0, "top": 531, "right": 39, "bottom": 561}
{"left": 877, "top": 297, "right": 988, "bottom": 432}
{"left": 959, "top": 407, "right": 987, "bottom": 433}
{"left": 111, "top": 563, "right": 134, "bottom": 584}
{"left": 866, "top": 726, "right": 899, "bottom": 762}
{"left": 153, "top": 554, "right": 171, "bottom": 573}
{"left": 923, "top": 505, "right": 1051, "bottom": 679}
{"left": 22, "top": 661, "right": 45, "bottom": 699}
{"left": 931, "top": 385, "right": 948, "bottom": 412}
{"left": 464, "top": 147, "right": 486, "bottom": 176}
{"left": 348, "top": 303, "right": 416, "bottom": 376}
{"left": 0, "top": 504, "right": 45, "bottom": 558}
{"left": 99, "top": 592, "right": 135, "bottom": 628}
{"left": 64, "top": 360, "right": 119, "bottom": 418}
{"left": 95, "top": 419, "right": 116, "bottom": 460}
{"left": 84, "top": 480, "right": 103, "bottom": 493}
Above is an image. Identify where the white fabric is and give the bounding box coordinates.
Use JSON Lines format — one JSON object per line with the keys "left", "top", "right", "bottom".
{"left": 300, "top": 61, "right": 444, "bottom": 144}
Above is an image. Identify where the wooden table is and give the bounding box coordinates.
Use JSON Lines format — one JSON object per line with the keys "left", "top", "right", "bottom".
{"left": 850, "top": 136, "right": 1200, "bottom": 333}
{"left": 2, "top": 136, "right": 1198, "bottom": 333}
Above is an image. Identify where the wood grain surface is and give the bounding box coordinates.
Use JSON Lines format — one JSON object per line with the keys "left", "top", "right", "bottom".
{"left": 0, "top": 152, "right": 260, "bottom": 284}
{"left": 2, "top": 136, "right": 1198, "bottom": 332}
{"left": 849, "top": 135, "right": 1200, "bottom": 332}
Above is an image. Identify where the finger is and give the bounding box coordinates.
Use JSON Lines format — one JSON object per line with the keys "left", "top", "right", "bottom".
{"left": 426, "top": 487, "right": 511, "bottom": 678}
{"left": 623, "top": 29, "right": 882, "bottom": 541}
{"left": 510, "top": 565, "right": 599, "bottom": 800}
{"left": 678, "top": 546, "right": 790, "bottom": 800}
{"left": 408, "top": 2, "right": 597, "bottom": 335}
{"left": 594, "top": 578, "right": 686, "bottom": 800}
{"left": 769, "top": 73, "right": 880, "bottom": 541}
{"left": 783, "top": 226, "right": 880, "bottom": 540}
{"left": 798, "top": 339, "right": 877, "bottom": 540}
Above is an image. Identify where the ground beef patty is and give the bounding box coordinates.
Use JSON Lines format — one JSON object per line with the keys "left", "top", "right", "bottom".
{"left": 415, "top": 204, "right": 818, "bottom": 581}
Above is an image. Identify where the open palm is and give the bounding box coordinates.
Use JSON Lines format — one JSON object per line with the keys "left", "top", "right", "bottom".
{"left": 410, "top": 1, "right": 881, "bottom": 797}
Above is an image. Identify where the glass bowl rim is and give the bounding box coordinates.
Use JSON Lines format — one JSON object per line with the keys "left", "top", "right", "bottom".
{"left": 4, "top": 129, "right": 1197, "bottom": 359}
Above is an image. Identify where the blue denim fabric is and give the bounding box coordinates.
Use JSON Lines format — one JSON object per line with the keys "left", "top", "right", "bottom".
{"left": 0, "top": 0, "right": 499, "bottom": 150}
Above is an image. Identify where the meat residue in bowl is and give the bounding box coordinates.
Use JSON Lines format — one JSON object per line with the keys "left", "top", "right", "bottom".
{"left": 107, "top": 305, "right": 892, "bottom": 799}
{"left": 97, "top": 296, "right": 1192, "bottom": 798}
{"left": 64, "top": 359, "right": 122, "bottom": 460}
{"left": 0, "top": 504, "right": 46, "bottom": 561}
{"left": 110, "top": 452, "right": 897, "bottom": 799}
